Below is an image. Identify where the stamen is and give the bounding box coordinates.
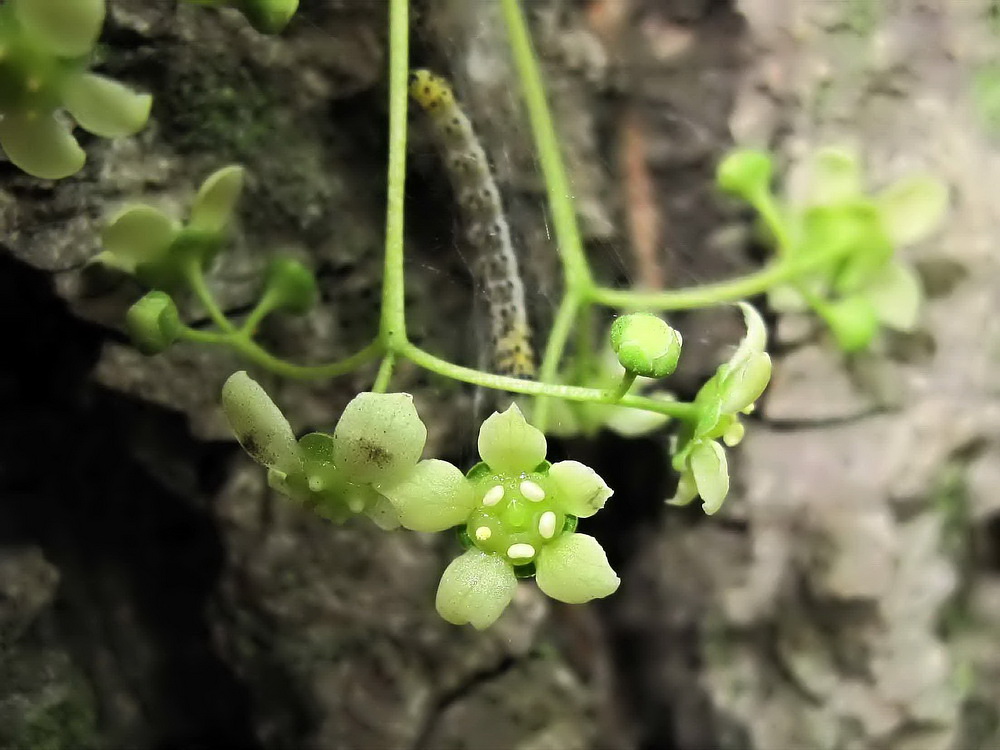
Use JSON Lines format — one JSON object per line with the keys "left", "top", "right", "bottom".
{"left": 307, "top": 475, "right": 325, "bottom": 492}
{"left": 347, "top": 497, "right": 365, "bottom": 513}
{"left": 507, "top": 543, "right": 536, "bottom": 560}
{"left": 520, "top": 480, "right": 545, "bottom": 502}
{"left": 538, "top": 511, "right": 557, "bottom": 539}
{"left": 482, "top": 485, "right": 505, "bottom": 506}
{"left": 475, "top": 526, "right": 492, "bottom": 541}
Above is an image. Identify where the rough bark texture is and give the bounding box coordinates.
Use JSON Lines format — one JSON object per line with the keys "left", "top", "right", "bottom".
{"left": 2, "top": 0, "right": 999, "bottom": 749}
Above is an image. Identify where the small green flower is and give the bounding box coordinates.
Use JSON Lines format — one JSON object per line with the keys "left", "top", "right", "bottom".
{"left": 98, "top": 165, "right": 246, "bottom": 288}
{"left": 221, "top": 371, "right": 429, "bottom": 529}
{"left": 383, "top": 403, "right": 620, "bottom": 630}
{"left": 125, "top": 291, "right": 182, "bottom": 354}
{"left": 668, "top": 302, "right": 771, "bottom": 515}
{"left": 0, "top": 0, "right": 151, "bottom": 179}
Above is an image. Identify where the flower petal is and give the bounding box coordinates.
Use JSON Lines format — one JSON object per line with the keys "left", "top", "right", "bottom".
{"left": 435, "top": 549, "right": 517, "bottom": 630}
{"left": 603, "top": 402, "right": 670, "bottom": 438}
{"left": 189, "top": 165, "right": 246, "bottom": 234}
{"left": 666, "top": 471, "right": 698, "bottom": 507}
{"left": 0, "top": 110, "right": 85, "bottom": 179}
{"left": 221, "top": 371, "right": 300, "bottom": 474}
{"left": 12, "top": 0, "right": 104, "bottom": 57}
{"left": 720, "top": 352, "right": 772, "bottom": 414}
{"left": 547, "top": 460, "right": 613, "bottom": 518}
{"left": 381, "top": 459, "right": 475, "bottom": 532}
{"left": 102, "top": 205, "right": 177, "bottom": 268}
{"left": 865, "top": 262, "right": 922, "bottom": 332}
{"left": 724, "top": 301, "right": 768, "bottom": 377}
{"left": 332, "top": 392, "right": 426, "bottom": 485}
{"left": 690, "top": 440, "right": 729, "bottom": 515}
{"left": 535, "top": 533, "right": 620, "bottom": 604}
{"left": 364, "top": 494, "right": 401, "bottom": 530}
{"left": 802, "top": 146, "right": 862, "bottom": 206}
{"left": 876, "top": 175, "right": 948, "bottom": 247}
{"left": 62, "top": 73, "right": 152, "bottom": 138}
{"left": 477, "top": 403, "right": 547, "bottom": 475}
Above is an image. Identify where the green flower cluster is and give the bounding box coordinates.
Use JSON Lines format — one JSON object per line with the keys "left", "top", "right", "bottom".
{"left": 668, "top": 303, "right": 771, "bottom": 514}
{"left": 0, "top": 0, "right": 151, "bottom": 178}
{"left": 99, "top": 164, "right": 318, "bottom": 354}
{"left": 718, "top": 147, "right": 948, "bottom": 351}
{"left": 221, "top": 375, "right": 620, "bottom": 630}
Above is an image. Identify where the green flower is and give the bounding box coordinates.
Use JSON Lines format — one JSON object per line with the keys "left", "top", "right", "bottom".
{"left": 98, "top": 165, "right": 245, "bottom": 288}
{"left": 668, "top": 303, "right": 771, "bottom": 515}
{"left": 0, "top": 0, "right": 151, "bottom": 179}
{"left": 221, "top": 371, "right": 429, "bottom": 529}
{"left": 382, "top": 404, "right": 620, "bottom": 630}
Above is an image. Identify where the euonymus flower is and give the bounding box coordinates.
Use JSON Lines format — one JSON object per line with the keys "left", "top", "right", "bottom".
{"left": 221, "top": 371, "right": 430, "bottom": 529}
{"left": 668, "top": 302, "right": 771, "bottom": 515}
{"left": 381, "top": 404, "right": 620, "bottom": 629}
{"left": 0, "top": 0, "right": 151, "bottom": 178}
{"left": 98, "top": 165, "right": 246, "bottom": 289}
{"left": 717, "top": 147, "right": 948, "bottom": 352}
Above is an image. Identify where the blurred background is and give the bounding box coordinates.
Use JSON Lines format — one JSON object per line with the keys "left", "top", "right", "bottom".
{"left": 2, "top": 0, "right": 999, "bottom": 748}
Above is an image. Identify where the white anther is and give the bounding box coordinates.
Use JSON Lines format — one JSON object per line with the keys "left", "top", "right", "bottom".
{"left": 482, "top": 485, "right": 505, "bottom": 506}
{"left": 347, "top": 497, "right": 365, "bottom": 513}
{"left": 307, "top": 475, "right": 325, "bottom": 492}
{"left": 538, "top": 511, "right": 557, "bottom": 539}
{"left": 507, "top": 543, "right": 536, "bottom": 560}
{"left": 520, "top": 480, "right": 545, "bottom": 502}
{"left": 475, "top": 526, "right": 492, "bottom": 541}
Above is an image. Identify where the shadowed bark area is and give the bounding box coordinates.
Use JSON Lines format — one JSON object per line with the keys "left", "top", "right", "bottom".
{"left": 2, "top": 0, "right": 999, "bottom": 749}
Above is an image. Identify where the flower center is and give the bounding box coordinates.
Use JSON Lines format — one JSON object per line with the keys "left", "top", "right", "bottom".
{"left": 465, "top": 472, "right": 566, "bottom": 562}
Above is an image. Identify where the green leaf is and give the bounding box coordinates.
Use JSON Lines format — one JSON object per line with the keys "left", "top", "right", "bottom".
{"left": 864, "top": 262, "right": 922, "bottom": 332}
{"left": 535, "top": 533, "right": 620, "bottom": 604}
{"left": 221, "top": 371, "right": 300, "bottom": 474}
{"left": 435, "top": 549, "right": 517, "bottom": 629}
{"left": 381, "top": 459, "right": 475, "bottom": 532}
{"left": 876, "top": 175, "right": 948, "bottom": 247}
{"left": 12, "top": 0, "right": 105, "bottom": 57}
{"left": 547, "top": 460, "right": 613, "bottom": 518}
{"left": 62, "top": 73, "right": 152, "bottom": 138}
{"left": 332, "top": 392, "right": 426, "bottom": 485}
{"left": 609, "top": 313, "right": 682, "bottom": 378}
{"left": 0, "top": 110, "right": 85, "bottom": 179}
{"left": 689, "top": 440, "right": 729, "bottom": 514}
{"left": 477, "top": 403, "right": 547, "bottom": 475}
{"left": 189, "top": 165, "right": 246, "bottom": 233}
{"left": 125, "top": 291, "right": 181, "bottom": 354}
{"left": 102, "top": 205, "right": 177, "bottom": 269}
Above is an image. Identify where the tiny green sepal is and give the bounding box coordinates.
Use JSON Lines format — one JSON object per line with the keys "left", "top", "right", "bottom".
{"left": 263, "top": 257, "right": 319, "bottom": 315}
{"left": 609, "top": 313, "right": 682, "bottom": 379}
{"left": 125, "top": 291, "right": 182, "bottom": 354}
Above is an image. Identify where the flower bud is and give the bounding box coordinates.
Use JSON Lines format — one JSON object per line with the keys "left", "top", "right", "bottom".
{"left": 610, "top": 313, "right": 682, "bottom": 379}
{"left": 716, "top": 148, "right": 773, "bottom": 201}
{"left": 263, "top": 257, "right": 319, "bottom": 315}
{"left": 125, "top": 291, "right": 182, "bottom": 354}
{"left": 237, "top": 0, "right": 298, "bottom": 33}
{"left": 820, "top": 296, "right": 879, "bottom": 352}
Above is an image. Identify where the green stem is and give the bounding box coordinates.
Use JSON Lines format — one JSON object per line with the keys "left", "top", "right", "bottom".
{"left": 532, "top": 293, "right": 581, "bottom": 430}
{"left": 588, "top": 239, "right": 854, "bottom": 310}
{"left": 240, "top": 290, "right": 280, "bottom": 336}
{"left": 183, "top": 261, "right": 238, "bottom": 334}
{"left": 401, "top": 342, "right": 699, "bottom": 421}
{"left": 608, "top": 372, "right": 637, "bottom": 402}
{"left": 372, "top": 353, "right": 397, "bottom": 393}
{"left": 380, "top": 0, "right": 410, "bottom": 350}
{"left": 501, "top": 0, "right": 592, "bottom": 291}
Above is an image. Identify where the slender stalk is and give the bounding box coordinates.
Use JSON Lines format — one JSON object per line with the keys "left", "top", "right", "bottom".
{"left": 607, "top": 372, "right": 637, "bottom": 402}
{"left": 532, "top": 294, "right": 580, "bottom": 429}
{"left": 500, "top": 0, "right": 592, "bottom": 291}
{"left": 240, "top": 290, "right": 280, "bottom": 336}
{"left": 401, "top": 342, "right": 699, "bottom": 421}
{"left": 380, "top": 0, "right": 410, "bottom": 350}
{"left": 372, "top": 353, "right": 397, "bottom": 392}
{"left": 184, "top": 261, "right": 237, "bottom": 333}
